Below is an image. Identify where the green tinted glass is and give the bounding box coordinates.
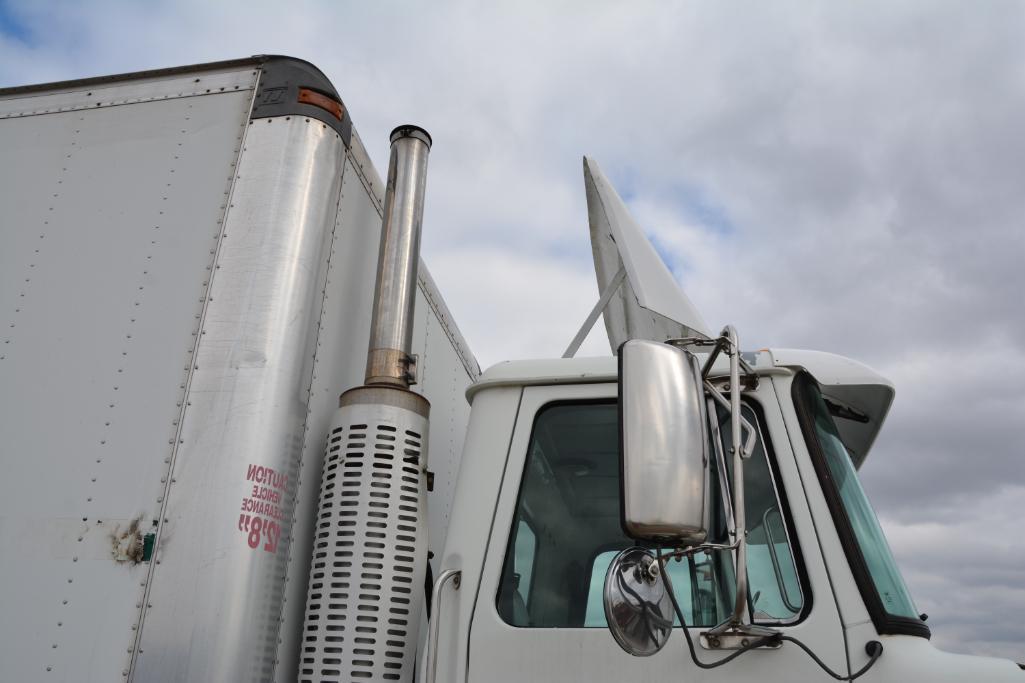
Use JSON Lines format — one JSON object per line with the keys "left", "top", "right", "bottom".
{"left": 718, "top": 404, "right": 804, "bottom": 621}
{"left": 497, "top": 400, "right": 802, "bottom": 628}
{"left": 799, "top": 380, "right": 918, "bottom": 620}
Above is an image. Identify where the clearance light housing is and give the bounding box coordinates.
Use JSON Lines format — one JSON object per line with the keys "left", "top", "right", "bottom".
{"left": 298, "top": 87, "right": 344, "bottom": 120}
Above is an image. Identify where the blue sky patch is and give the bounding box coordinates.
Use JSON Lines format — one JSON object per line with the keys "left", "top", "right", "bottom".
{"left": 603, "top": 161, "right": 736, "bottom": 238}
{"left": 670, "top": 181, "right": 735, "bottom": 236}
{"left": 0, "top": 1, "right": 32, "bottom": 44}
{"left": 647, "top": 231, "right": 693, "bottom": 280}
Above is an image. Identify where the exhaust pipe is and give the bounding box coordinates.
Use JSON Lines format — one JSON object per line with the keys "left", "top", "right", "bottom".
{"left": 366, "top": 126, "right": 432, "bottom": 388}
{"left": 299, "top": 126, "right": 433, "bottom": 683}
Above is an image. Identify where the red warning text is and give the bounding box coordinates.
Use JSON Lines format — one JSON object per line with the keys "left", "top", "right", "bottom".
{"left": 238, "top": 463, "right": 289, "bottom": 554}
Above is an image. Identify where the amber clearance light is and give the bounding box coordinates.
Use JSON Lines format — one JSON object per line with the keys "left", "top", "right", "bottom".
{"left": 298, "top": 87, "right": 344, "bottom": 120}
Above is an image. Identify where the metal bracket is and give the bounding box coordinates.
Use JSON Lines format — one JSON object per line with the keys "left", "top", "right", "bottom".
{"left": 563, "top": 264, "right": 627, "bottom": 358}
{"left": 704, "top": 379, "right": 758, "bottom": 459}
{"left": 406, "top": 353, "right": 419, "bottom": 386}
{"left": 667, "top": 335, "right": 758, "bottom": 390}
{"left": 700, "top": 627, "right": 781, "bottom": 651}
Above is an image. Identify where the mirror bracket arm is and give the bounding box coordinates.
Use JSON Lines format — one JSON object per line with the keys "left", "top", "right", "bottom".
{"left": 656, "top": 539, "right": 741, "bottom": 564}
{"left": 723, "top": 326, "right": 752, "bottom": 628}
{"left": 668, "top": 334, "right": 758, "bottom": 390}
{"left": 669, "top": 326, "right": 759, "bottom": 625}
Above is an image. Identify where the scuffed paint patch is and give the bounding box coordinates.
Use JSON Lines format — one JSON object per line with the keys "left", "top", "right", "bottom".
{"left": 110, "top": 517, "right": 145, "bottom": 564}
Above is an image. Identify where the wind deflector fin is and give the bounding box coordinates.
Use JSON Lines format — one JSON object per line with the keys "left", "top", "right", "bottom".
{"left": 583, "top": 157, "right": 711, "bottom": 351}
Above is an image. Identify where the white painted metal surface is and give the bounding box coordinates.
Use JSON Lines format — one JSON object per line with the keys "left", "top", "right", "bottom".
{"left": 425, "top": 385, "right": 523, "bottom": 683}
{"left": 462, "top": 380, "right": 847, "bottom": 682}
{"left": 583, "top": 157, "right": 711, "bottom": 349}
{"left": 0, "top": 68, "right": 258, "bottom": 683}
{"left": 299, "top": 396, "right": 430, "bottom": 682}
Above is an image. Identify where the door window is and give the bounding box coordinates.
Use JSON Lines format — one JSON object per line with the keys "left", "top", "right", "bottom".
{"left": 496, "top": 399, "right": 805, "bottom": 628}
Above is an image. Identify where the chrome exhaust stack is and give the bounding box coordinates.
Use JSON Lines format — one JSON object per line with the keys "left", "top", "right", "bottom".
{"left": 299, "top": 126, "right": 433, "bottom": 683}
{"left": 366, "top": 126, "right": 432, "bottom": 388}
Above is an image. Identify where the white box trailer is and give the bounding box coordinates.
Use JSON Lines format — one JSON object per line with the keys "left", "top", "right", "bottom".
{"left": 0, "top": 56, "right": 477, "bottom": 682}
{"left": 2, "top": 55, "right": 1022, "bottom": 683}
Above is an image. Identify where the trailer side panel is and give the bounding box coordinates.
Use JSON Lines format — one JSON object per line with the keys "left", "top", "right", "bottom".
{"left": 0, "top": 68, "right": 258, "bottom": 682}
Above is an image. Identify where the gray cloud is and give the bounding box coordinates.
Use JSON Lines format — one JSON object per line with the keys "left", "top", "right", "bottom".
{"left": 2, "top": 0, "right": 1022, "bottom": 663}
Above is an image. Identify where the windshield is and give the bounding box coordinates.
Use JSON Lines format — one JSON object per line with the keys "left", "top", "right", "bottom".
{"left": 793, "top": 373, "right": 922, "bottom": 627}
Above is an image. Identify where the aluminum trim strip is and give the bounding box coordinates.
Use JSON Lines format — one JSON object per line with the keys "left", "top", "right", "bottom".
{"left": 0, "top": 69, "right": 259, "bottom": 119}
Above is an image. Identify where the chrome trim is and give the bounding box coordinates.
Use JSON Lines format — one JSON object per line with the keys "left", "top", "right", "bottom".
{"left": 725, "top": 324, "right": 750, "bottom": 627}
{"left": 604, "top": 548, "right": 674, "bottom": 656}
{"left": 763, "top": 507, "right": 802, "bottom": 614}
{"left": 425, "top": 569, "right": 461, "bottom": 683}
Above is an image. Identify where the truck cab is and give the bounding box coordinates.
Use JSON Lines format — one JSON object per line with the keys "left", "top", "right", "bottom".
{"left": 430, "top": 351, "right": 1022, "bottom": 681}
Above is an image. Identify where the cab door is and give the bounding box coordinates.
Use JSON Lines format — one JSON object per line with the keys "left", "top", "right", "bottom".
{"left": 466, "top": 378, "right": 849, "bottom": 681}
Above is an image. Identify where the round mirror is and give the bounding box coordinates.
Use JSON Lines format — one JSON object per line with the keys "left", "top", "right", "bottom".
{"left": 603, "top": 547, "right": 674, "bottom": 656}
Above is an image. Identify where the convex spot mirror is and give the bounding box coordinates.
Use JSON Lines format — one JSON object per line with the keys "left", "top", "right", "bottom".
{"left": 604, "top": 547, "right": 674, "bottom": 656}
{"left": 618, "top": 339, "right": 710, "bottom": 545}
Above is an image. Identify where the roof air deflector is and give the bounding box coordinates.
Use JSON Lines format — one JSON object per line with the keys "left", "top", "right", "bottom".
{"left": 582, "top": 157, "right": 711, "bottom": 353}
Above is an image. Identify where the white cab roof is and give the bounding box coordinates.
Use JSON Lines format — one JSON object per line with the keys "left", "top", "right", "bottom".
{"left": 469, "top": 348, "right": 893, "bottom": 468}
{"left": 769, "top": 349, "right": 894, "bottom": 468}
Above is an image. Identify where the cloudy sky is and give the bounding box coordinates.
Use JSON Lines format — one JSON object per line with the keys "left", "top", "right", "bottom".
{"left": 2, "top": 0, "right": 1022, "bottom": 664}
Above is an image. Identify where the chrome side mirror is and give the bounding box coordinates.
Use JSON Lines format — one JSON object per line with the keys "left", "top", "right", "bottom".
{"left": 619, "top": 339, "right": 709, "bottom": 546}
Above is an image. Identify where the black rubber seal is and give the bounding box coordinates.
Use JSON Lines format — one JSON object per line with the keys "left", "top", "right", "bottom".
{"left": 251, "top": 56, "right": 352, "bottom": 147}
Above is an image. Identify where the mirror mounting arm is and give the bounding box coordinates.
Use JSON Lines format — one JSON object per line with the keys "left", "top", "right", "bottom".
{"left": 657, "top": 539, "right": 742, "bottom": 564}
{"left": 665, "top": 326, "right": 760, "bottom": 630}
{"left": 721, "top": 325, "right": 752, "bottom": 629}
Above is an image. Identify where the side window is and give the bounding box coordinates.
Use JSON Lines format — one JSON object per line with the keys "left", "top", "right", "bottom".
{"left": 512, "top": 521, "right": 536, "bottom": 612}
{"left": 584, "top": 548, "right": 733, "bottom": 627}
{"left": 497, "top": 403, "right": 627, "bottom": 627}
{"left": 715, "top": 403, "right": 805, "bottom": 622}
{"left": 496, "top": 400, "right": 805, "bottom": 628}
